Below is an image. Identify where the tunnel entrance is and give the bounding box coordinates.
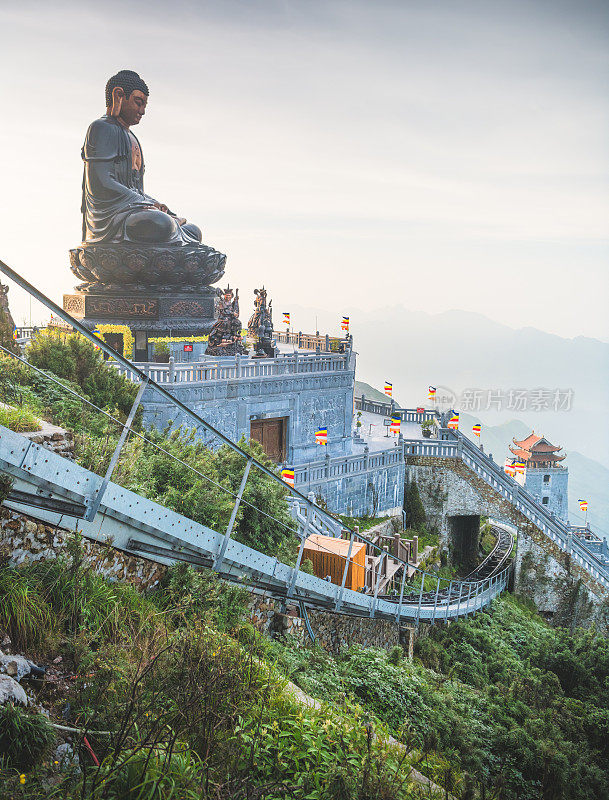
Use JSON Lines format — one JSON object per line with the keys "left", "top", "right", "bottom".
{"left": 448, "top": 514, "right": 481, "bottom": 574}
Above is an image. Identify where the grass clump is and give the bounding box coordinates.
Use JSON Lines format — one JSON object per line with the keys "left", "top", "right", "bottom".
{"left": 338, "top": 514, "right": 381, "bottom": 532}
{"left": 0, "top": 405, "right": 40, "bottom": 432}
{"left": 0, "top": 561, "right": 54, "bottom": 650}
{"left": 0, "top": 704, "right": 55, "bottom": 771}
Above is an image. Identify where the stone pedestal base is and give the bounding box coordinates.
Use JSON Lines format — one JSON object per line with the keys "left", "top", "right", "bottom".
{"left": 63, "top": 288, "right": 218, "bottom": 336}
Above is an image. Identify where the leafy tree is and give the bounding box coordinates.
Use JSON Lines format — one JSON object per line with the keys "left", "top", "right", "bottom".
{"left": 404, "top": 478, "right": 426, "bottom": 532}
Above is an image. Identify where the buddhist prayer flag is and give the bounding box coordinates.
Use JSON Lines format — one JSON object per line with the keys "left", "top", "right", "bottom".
{"left": 504, "top": 459, "right": 516, "bottom": 477}
{"left": 428, "top": 386, "right": 437, "bottom": 400}
{"left": 579, "top": 499, "right": 588, "bottom": 512}
{"left": 282, "top": 312, "right": 290, "bottom": 326}
{"left": 12, "top": 326, "right": 18, "bottom": 340}
{"left": 447, "top": 411, "right": 459, "bottom": 430}
{"left": 384, "top": 381, "right": 392, "bottom": 397}
{"left": 514, "top": 460, "right": 526, "bottom": 475}
{"left": 341, "top": 316, "right": 350, "bottom": 331}
{"left": 472, "top": 423, "right": 481, "bottom": 438}
{"left": 315, "top": 428, "right": 328, "bottom": 445}
{"left": 281, "top": 467, "right": 295, "bottom": 487}
{"left": 92, "top": 328, "right": 102, "bottom": 349}
{"left": 390, "top": 415, "right": 401, "bottom": 434}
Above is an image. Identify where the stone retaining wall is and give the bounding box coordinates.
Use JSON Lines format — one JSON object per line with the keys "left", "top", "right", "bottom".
{"left": 0, "top": 508, "right": 165, "bottom": 589}
{"left": 309, "top": 461, "right": 405, "bottom": 518}
{"left": 307, "top": 609, "right": 400, "bottom": 652}
{"left": 407, "top": 457, "right": 609, "bottom": 630}
{"left": 247, "top": 592, "right": 403, "bottom": 653}
{"left": 21, "top": 419, "right": 75, "bottom": 459}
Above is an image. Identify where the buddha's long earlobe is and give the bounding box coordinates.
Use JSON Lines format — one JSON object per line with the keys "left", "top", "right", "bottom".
{"left": 110, "top": 86, "right": 123, "bottom": 117}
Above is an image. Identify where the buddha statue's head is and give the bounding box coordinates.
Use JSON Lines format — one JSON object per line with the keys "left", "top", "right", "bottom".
{"left": 105, "top": 70, "right": 149, "bottom": 127}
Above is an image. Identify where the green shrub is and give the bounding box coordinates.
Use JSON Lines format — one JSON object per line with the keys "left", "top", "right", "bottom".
{"left": 0, "top": 705, "right": 55, "bottom": 771}
{"left": 216, "top": 438, "right": 295, "bottom": 554}
{"left": 90, "top": 745, "right": 204, "bottom": 799}
{"left": 153, "top": 340, "right": 170, "bottom": 357}
{"left": 112, "top": 430, "right": 296, "bottom": 558}
{"left": 237, "top": 694, "right": 412, "bottom": 800}
{"left": 26, "top": 331, "right": 138, "bottom": 417}
{"left": 157, "top": 562, "right": 248, "bottom": 631}
{"left": 22, "top": 539, "right": 155, "bottom": 640}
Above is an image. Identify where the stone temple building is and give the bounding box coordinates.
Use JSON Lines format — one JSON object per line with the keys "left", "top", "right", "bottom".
{"left": 510, "top": 433, "right": 569, "bottom": 522}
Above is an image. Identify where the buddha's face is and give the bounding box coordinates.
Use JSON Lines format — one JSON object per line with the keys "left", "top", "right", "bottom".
{"left": 120, "top": 90, "right": 148, "bottom": 127}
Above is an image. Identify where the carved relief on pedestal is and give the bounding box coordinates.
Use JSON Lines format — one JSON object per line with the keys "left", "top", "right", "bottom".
{"left": 169, "top": 300, "right": 208, "bottom": 317}
{"left": 87, "top": 297, "right": 159, "bottom": 319}
{"left": 63, "top": 294, "right": 86, "bottom": 318}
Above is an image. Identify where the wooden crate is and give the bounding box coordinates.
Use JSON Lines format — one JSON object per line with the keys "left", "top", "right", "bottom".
{"left": 303, "top": 534, "right": 366, "bottom": 591}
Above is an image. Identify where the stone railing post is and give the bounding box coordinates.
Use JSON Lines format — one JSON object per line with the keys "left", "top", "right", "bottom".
{"left": 298, "top": 330, "right": 303, "bottom": 348}
{"left": 169, "top": 356, "right": 176, "bottom": 383}
{"left": 412, "top": 535, "right": 418, "bottom": 563}
{"left": 325, "top": 450, "right": 331, "bottom": 478}
{"left": 325, "top": 333, "right": 330, "bottom": 352}
{"left": 235, "top": 353, "right": 241, "bottom": 378}
{"left": 363, "top": 443, "right": 369, "bottom": 470}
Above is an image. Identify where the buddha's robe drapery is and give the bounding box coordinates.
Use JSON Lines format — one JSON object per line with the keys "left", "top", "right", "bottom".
{"left": 81, "top": 115, "right": 154, "bottom": 242}
{"left": 81, "top": 115, "right": 199, "bottom": 245}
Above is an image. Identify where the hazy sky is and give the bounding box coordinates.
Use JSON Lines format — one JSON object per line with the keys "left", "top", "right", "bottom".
{"left": 1, "top": 0, "right": 607, "bottom": 339}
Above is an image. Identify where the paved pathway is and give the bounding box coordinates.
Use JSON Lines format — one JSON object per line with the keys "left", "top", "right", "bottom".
{"left": 353, "top": 410, "right": 428, "bottom": 453}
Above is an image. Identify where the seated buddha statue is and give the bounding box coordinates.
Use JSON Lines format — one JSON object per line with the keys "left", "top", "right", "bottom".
{"left": 81, "top": 70, "right": 202, "bottom": 246}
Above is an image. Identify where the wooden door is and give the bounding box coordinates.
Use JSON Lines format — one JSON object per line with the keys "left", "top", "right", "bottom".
{"left": 250, "top": 417, "right": 286, "bottom": 462}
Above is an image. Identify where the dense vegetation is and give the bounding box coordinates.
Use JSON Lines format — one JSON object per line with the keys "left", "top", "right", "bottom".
{"left": 0, "top": 544, "right": 418, "bottom": 799}
{"left": 269, "top": 596, "right": 609, "bottom": 800}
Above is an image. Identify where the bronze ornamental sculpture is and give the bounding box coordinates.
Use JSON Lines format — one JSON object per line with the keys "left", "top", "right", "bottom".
{"left": 206, "top": 287, "right": 247, "bottom": 357}
{"left": 65, "top": 71, "right": 225, "bottom": 343}
{"left": 247, "top": 287, "right": 275, "bottom": 358}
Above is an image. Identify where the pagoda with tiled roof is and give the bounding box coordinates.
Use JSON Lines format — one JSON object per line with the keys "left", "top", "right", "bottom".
{"left": 510, "top": 432, "right": 566, "bottom": 469}
{"left": 508, "top": 431, "right": 569, "bottom": 521}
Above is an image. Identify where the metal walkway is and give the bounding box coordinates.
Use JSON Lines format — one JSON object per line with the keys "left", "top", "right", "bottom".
{"left": 0, "top": 425, "right": 511, "bottom": 623}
